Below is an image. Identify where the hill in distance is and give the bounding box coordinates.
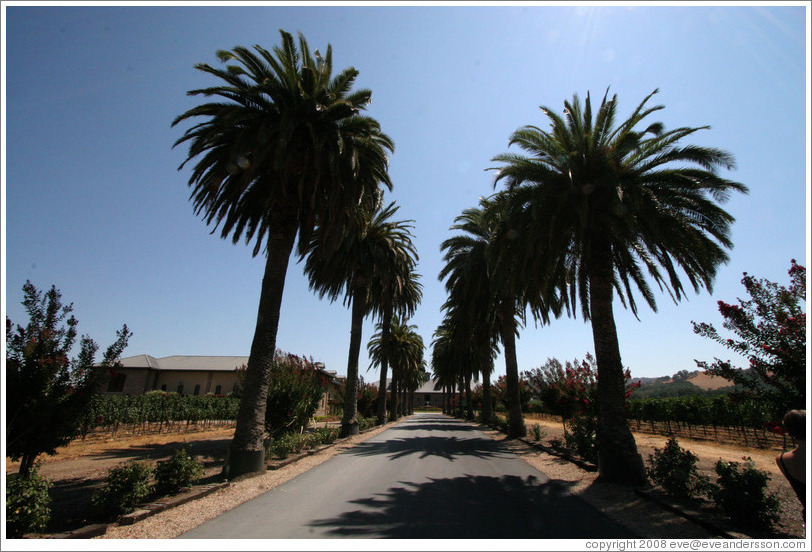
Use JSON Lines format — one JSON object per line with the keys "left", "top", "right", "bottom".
{"left": 630, "top": 369, "right": 736, "bottom": 399}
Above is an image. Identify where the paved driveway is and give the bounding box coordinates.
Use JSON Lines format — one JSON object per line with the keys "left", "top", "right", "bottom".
{"left": 179, "top": 412, "right": 633, "bottom": 539}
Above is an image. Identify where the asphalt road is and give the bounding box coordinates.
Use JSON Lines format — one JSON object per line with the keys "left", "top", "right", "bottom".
{"left": 179, "top": 412, "right": 633, "bottom": 539}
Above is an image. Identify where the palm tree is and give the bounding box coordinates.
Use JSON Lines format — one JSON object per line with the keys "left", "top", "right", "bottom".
{"left": 439, "top": 197, "right": 532, "bottom": 435}
{"left": 172, "top": 30, "right": 394, "bottom": 478}
{"left": 369, "top": 266, "right": 422, "bottom": 425}
{"left": 303, "top": 201, "right": 419, "bottom": 436}
{"left": 387, "top": 318, "right": 426, "bottom": 417}
{"left": 491, "top": 88, "right": 748, "bottom": 484}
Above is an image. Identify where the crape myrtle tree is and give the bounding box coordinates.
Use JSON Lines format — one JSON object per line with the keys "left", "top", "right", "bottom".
{"left": 303, "top": 201, "right": 419, "bottom": 436}
{"left": 491, "top": 88, "right": 748, "bottom": 484}
{"left": 172, "top": 30, "right": 393, "bottom": 476}
{"left": 6, "top": 281, "right": 131, "bottom": 478}
{"left": 692, "top": 260, "right": 806, "bottom": 418}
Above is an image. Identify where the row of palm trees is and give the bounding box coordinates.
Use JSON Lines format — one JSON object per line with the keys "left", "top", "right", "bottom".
{"left": 173, "top": 30, "right": 747, "bottom": 485}
{"left": 172, "top": 31, "right": 423, "bottom": 478}
{"left": 432, "top": 89, "right": 748, "bottom": 485}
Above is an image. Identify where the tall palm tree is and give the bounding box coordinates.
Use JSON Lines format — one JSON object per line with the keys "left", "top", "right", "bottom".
{"left": 369, "top": 266, "right": 422, "bottom": 425}
{"left": 386, "top": 318, "right": 426, "bottom": 417}
{"left": 303, "top": 201, "right": 418, "bottom": 436}
{"left": 491, "top": 88, "right": 748, "bottom": 484}
{"left": 439, "top": 197, "right": 533, "bottom": 435}
{"left": 172, "top": 30, "right": 394, "bottom": 478}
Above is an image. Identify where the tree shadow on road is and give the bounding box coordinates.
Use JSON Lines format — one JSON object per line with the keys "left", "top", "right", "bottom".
{"left": 345, "top": 435, "right": 512, "bottom": 462}
{"left": 308, "top": 474, "right": 633, "bottom": 538}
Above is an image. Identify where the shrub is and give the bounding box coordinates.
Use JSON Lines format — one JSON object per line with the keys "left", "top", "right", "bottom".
{"left": 646, "top": 437, "right": 709, "bottom": 499}
{"left": 359, "top": 417, "right": 377, "bottom": 432}
{"left": 265, "top": 352, "right": 327, "bottom": 439}
{"left": 313, "top": 427, "right": 339, "bottom": 445}
{"left": 564, "top": 414, "right": 597, "bottom": 463}
{"left": 529, "top": 423, "right": 545, "bottom": 441}
{"left": 153, "top": 448, "right": 203, "bottom": 496}
{"left": 269, "top": 433, "right": 301, "bottom": 459}
{"left": 6, "top": 464, "right": 52, "bottom": 538}
{"left": 91, "top": 461, "right": 153, "bottom": 518}
{"left": 708, "top": 457, "right": 780, "bottom": 531}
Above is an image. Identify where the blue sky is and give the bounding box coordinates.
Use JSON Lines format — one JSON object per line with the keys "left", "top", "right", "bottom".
{"left": 2, "top": 3, "right": 809, "bottom": 383}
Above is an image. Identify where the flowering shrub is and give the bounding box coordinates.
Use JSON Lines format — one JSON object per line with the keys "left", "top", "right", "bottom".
{"left": 265, "top": 351, "right": 327, "bottom": 439}
{"left": 491, "top": 375, "right": 532, "bottom": 412}
{"left": 532, "top": 353, "right": 639, "bottom": 420}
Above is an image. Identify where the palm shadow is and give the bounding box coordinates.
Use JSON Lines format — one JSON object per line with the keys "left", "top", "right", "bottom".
{"left": 345, "top": 435, "right": 511, "bottom": 462}
{"left": 308, "top": 474, "right": 634, "bottom": 538}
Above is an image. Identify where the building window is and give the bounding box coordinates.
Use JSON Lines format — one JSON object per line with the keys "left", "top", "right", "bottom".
{"left": 177, "top": 383, "right": 184, "bottom": 395}
{"left": 193, "top": 384, "right": 201, "bottom": 396}
{"left": 107, "top": 373, "right": 127, "bottom": 393}
{"left": 215, "top": 385, "right": 222, "bottom": 395}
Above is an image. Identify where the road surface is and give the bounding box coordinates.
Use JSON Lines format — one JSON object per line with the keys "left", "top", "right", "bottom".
{"left": 179, "top": 412, "right": 633, "bottom": 539}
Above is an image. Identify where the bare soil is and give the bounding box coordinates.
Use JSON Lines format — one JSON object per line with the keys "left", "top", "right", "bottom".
{"left": 5, "top": 416, "right": 805, "bottom": 539}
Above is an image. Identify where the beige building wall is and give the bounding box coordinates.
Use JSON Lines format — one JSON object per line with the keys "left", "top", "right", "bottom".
{"left": 155, "top": 370, "right": 218, "bottom": 396}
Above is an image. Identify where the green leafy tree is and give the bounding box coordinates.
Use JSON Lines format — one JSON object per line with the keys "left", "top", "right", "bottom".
{"left": 491, "top": 88, "right": 747, "bottom": 484}
{"left": 172, "top": 30, "right": 393, "bottom": 476}
{"left": 692, "top": 260, "right": 806, "bottom": 417}
{"left": 6, "top": 281, "right": 131, "bottom": 478}
{"left": 303, "top": 201, "right": 418, "bottom": 436}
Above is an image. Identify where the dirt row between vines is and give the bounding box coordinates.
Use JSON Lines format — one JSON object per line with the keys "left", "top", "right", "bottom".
{"left": 5, "top": 415, "right": 805, "bottom": 539}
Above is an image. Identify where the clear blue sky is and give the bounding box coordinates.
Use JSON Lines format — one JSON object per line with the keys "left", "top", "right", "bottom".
{"left": 3, "top": 3, "right": 809, "bottom": 383}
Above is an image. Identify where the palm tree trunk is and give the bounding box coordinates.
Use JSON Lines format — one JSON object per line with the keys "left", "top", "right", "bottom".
{"left": 482, "top": 371, "right": 494, "bottom": 425}
{"left": 465, "top": 373, "right": 474, "bottom": 419}
{"left": 589, "top": 239, "right": 647, "bottom": 485}
{"left": 341, "top": 293, "right": 366, "bottom": 437}
{"left": 390, "top": 367, "right": 399, "bottom": 420}
{"left": 501, "top": 301, "right": 526, "bottom": 438}
{"left": 19, "top": 450, "right": 37, "bottom": 479}
{"left": 376, "top": 311, "right": 392, "bottom": 425}
{"left": 225, "top": 204, "right": 298, "bottom": 479}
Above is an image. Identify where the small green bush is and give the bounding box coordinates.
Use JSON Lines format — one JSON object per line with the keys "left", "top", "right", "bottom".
{"left": 646, "top": 437, "right": 709, "bottom": 499}
{"left": 270, "top": 433, "right": 300, "bottom": 458}
{"left": 6, "top": 465, "right": 52, "bottom": 538}
{"left": 529, "top": 423, "right": 545, "bottom": 441}
{"left": 564, "top": 414, "right": 597, "bottom": 463}
{"left": 359, "top": 417, "right": 377, "bottom": 431}
{"left": 153, "top": 448, "right": 203, "bottom": 496}
{"left": 708, "top": 457, "right": 780, "bottom": 531}
{"left": 313, "top": 427, "right": 339, "bottom": 445}
{"left": 91, "top": 461, "right": 153, "bottom": 518}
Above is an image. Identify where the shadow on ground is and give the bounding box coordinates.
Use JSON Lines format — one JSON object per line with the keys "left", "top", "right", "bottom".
{"left": 344, "top": 435, "right": 512, "bottom": 462}
{"left": 308, "top": 474, "right": 634, "bottom": 539}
